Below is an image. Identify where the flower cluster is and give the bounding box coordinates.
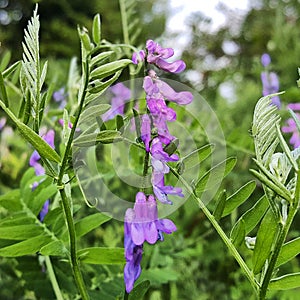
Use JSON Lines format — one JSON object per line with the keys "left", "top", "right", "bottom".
{"left": 29, "top": 129, "right": 55, "bottom": 221}
{"left": 124, "top": 40, "right": 193, "bottom": 293}
{"left": 282, "top": 103, "right": 300, "bottom": 149}
{"left": 102, "top": 82, "right": 131, "bottom": 121}
{"left": 260, "top": 53, "right": 281, "bottom": 108}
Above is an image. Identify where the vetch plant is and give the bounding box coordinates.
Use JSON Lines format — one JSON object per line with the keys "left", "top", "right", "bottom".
{"left": 2, "top": 3, "right": 300, "bottom": 300}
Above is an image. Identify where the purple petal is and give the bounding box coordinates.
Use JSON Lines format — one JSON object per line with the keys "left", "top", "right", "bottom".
{"left": 146, "top": 40, "right": 156, "bottom": 53}
{"left": 144, "top": 222, "right": 158, "bottom": 244}
{"left": 153, "top": 185, "right": 173, "bottom": 205}
{"left": 261, "top": 53, "right": 271, "bottom": 67}
{"left": 39, "top": 200, "right": 49, "bottom": 221}
{"left": 288, "top": 103, "right": 300, "bottom": 111}
{"left": 131, "top": 222, "right": 145, "bottom": 245}
{"left": 156, "top": 219, "right": 177, "bottom": 234}
{"left": 156, "top": 80, "right": 193, "bottom": 105}
{"left": 155, "top": 58, "right": 186, "bottom": 73}
{"left": 132, "top": 50, "right": 146, "bottom": 64}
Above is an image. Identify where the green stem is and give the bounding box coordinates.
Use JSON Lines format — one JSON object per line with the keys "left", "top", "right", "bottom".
{"left": 259, "top": 168, "right": 300, "bottom": 299}
{"left": 169, "top": 166, "right": 260, "bottom": 295}
{"left": 119, "top": 0, "right": 130, "bottom": 45}
{"left": 259, "top": 206, "right": 297, "bottom": 300}
{"left": 56, "top": 58, "right": 90, "bottom": 300}
{"left": 45, "top": 256, "right": 64, "bottom": 300}
{"left": 59, "top": 189, "right": 89, "bottom": 300}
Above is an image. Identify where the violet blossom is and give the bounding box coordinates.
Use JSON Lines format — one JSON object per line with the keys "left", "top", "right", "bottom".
{"left": 124, "top": 192, "right": 176, "bottom": 292}
{"left": 260, "top": 53, "right": 281, "bottom": 108}
{"left": 102, "top": 82, "right": 131, "bottom": 121}
{"left": 0, "top": 117, "right": 6, "bottom": 130}
{"left": 124, "top": 40, "right": 192, "bottom": 293}
{"left": 53, "top": 87, "right": 67, "bottom": 109}
{"left": 282, "top": 111, "right": 300, "bottom": 149}
{"left": 29, "top": 129, "right": 55, "bottom": 221}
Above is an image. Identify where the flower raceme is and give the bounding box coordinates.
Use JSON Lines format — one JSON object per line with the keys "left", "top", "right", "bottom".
{"left": 260, "top": 53, "right": 281, "bottom": 108}
{"left": 124, "top": 192, "right": 176, "bottom": 293}
{"left": 124, "top": 40, "right": 193, "bottom": 293}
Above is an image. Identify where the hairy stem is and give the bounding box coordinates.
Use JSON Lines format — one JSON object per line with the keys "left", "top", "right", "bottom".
{"left": 169, "top": 166, "right": 260, "bottom": 295}
{"left": 56, "top": 58, "right": 90, "bottom": 299}
{"left": 259, "top": 169, "right": 300, "bottom": 299}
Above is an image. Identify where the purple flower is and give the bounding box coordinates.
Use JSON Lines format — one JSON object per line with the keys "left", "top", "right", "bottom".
{"left": 39, "top": 199, "right": 50, "bottom": 221}
{"left": 29, "top": 129, "right": 55, "bottom": 176}
{"left": 53, "top": 87, "right": 67, "bottom": 108}
{"left": 150, "top": 138, "right": 183, "bottom": 204}
{"left": 287, "top": 103, "right": 300, "bottom": 111}
{"left": 0, "top": 117, "right": 6, "bottom": 130}
{"left": 124, "top": 192, "right": 176, "bottom": 292}
{"left": 132, "top": 50, "right": 146, "bottom": 64}
{"left": 260, "top": 53, "right": 281, "bottom": 108}
{"left": 143, "top": 74, "right": 193, "bottom": 105}
{"left": 146, "top": 40, "right": 186, "bottom": 73}
{"left": 102, "top": 83, "right": 131, "bottom": 121}
{"left": 261, "top": 53, "right": 271, "bottom": 68}
{"left": 282, "top": 115, "right": 300, "bottom": 149}
{"left": 124, "top": 208, "right": 143, "bottom": 293}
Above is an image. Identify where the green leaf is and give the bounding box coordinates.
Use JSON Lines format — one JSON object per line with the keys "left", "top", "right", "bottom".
{"left": 213, "top": 190, "right": 226, "bottom": 221}
{"left": 16, "top": 119, "right": 60, "bottom": 163}
{"left": 29, "top": 181, "right": 57, "bottom": 215}
{"left": 40, "top": 240, "right": 68, "bottom": 256}
{"left": 80, "top": 104, "right": 111, "bottom": 124}
{"left": 90, "top": 59, "right": 132, "bottom": 80}
{"left": 88, "top": 70, "right": 122, "bottom": 94}
{"left": 128, "top": 281, "right": 150, "bottom": 300}
{"left": 221, "top": 181, "right": 256, "bottom": 217}
{"left": 231, "top": 195, "right": 269, "bottom": 236}
{"left": 77, "top": 247, "right": 125, "bottom": 264}
{"left": 90, "top": 51, "right": 114, "bottom": 68}
{"left": 75, "top": 213, "right": 111, "bottom": 238}
{"left": 116, "top": 114, "right": 125, "bottom": 133}
{"left": 0, "top": 50, "right": 11, "bottom": 71}
{"left": 0, "top": 71, "right": 9, "bottom": 107}
{"left": 0, "top": 190, "right": 22, "bottom": 211}
{"left": 2, "top": 61, "right": 21, "bottom": 78}
{"left": 163, "top": 138, "right": 179, "bottom": 156}
{"left": 0, "top": 225, "right": 43, "bottom": 240}
{"left": 92, "top": 14, "right": 101, "bottom": 44}
{"left": 276, "top": 237, "right": 300, "bottom": 268}
{"left": 179, "top": 144, "right": 213, "bottom": 172}
{"left": 230, "top": 219, "right": 246, "bottom": 247}
{"left": 73, "top": 130, "right": 122, "bottom": 147}
{"left": 195, "top": 157, "right": 237, "bottom": 194}
{"left": 269, "top": 273, "right": 300, "bottom": 290}
{"left": 0, "top": 235, "right": 50, "bottom": 257}
{"left": 78, "top": 27, "right": 92, "bottom": 52}
{"left": 252, "top": 209, "right": 278, "bottom": 274}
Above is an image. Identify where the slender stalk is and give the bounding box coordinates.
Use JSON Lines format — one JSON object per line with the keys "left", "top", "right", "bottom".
{"left": 169, "top": 166, "right": 260, "bottom": 295}
{"left": 119, "top": 0, "right": 130, "bottom": 45}
{"left": 56, "top": 58, "right": 90, "bottom": 300}
{"left": 259, "top": 169, "right": 300, "bottom": 299}
{"left": 45, "top": 256, "right": 64, "bottom": 300}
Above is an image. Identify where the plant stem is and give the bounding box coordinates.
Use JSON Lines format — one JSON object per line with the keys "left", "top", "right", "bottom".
{"left": 259, "top": 169, "right": 300, "bottom": 299}
{"left": 119, "top": 0, "right": 130, "bottom": 45}
{"left": 45, "top": 256, "right": 64, "bottom": 300}
{"left": 56, "top": 58, "right": 90, "bottom": 300}
{"left": 169, "top": 166, "right": 260, "bottom": 295}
